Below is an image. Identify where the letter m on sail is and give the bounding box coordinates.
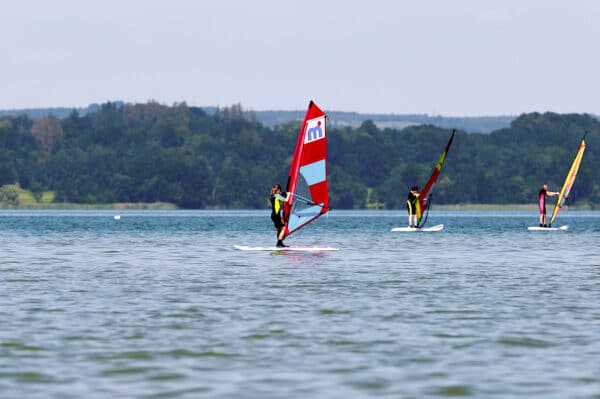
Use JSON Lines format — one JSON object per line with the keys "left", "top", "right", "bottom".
{"left": 304, "top": 116, "right": 326, "bottom": 144}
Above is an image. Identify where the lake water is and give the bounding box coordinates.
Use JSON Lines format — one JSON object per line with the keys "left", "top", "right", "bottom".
{"left": 1, "top": 210, "right": 599, "bottom": 398}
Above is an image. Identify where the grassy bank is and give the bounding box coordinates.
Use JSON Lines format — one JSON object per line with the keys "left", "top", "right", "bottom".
{"left": 3, "top": 202, "right": 179, "bottom": 210}
{"left": 0, "top": 184, "right": 178, "bottom": 210}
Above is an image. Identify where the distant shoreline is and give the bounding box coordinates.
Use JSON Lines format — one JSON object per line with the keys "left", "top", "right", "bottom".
{"left": 0, "top": 203, "right": 595, "bottom": 211}
{"left": 430, "top": 204, "right": 539, "bottom": 211}
{"left": 430, "top": 203, "right": 596, "bottom": 211}
{"left": 0, "top": 202, "right": 178, "bottom": 210}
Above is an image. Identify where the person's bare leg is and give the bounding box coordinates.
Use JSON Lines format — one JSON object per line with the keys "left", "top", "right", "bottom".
{"left": 276, "top": 227, "right": 287, "bottom": 247}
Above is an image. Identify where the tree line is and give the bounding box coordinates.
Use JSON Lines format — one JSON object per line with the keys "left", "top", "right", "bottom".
{"left": 0, "top": 101, "right": 598, "bottom": 209}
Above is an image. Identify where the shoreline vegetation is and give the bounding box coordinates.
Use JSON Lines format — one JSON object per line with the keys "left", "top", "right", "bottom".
{"left": 1, "top": 184, "right": 596, "bottom": 211}
{"left": 0, "top": 184, "right": 178, "bottom": 210}
{"left": 1, "top": 103, "right": 599, "bottom": 209}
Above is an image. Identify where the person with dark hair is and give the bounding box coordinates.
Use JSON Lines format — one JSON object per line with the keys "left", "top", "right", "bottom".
{"left": 538, "top": 184, "right": 559, "bottom": 227}
{"left": 270, "top": 184, "right": 291, "bottom": 247}
{"left": 407, "top": 185, "right": 420, "bottom": 228}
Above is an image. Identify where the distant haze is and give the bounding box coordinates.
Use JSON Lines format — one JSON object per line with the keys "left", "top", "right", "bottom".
{"left": 2, "top": 1, "right": 600, "bottom": 116}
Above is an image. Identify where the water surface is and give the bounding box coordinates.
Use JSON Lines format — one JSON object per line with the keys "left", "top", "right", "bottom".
{"left": 1, "top": 210, "right": 599, "bottom": 398}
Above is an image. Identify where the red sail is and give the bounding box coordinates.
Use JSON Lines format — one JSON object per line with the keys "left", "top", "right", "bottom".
{"left": 283, "top": 101, "right": 329, "bottom": 237}
{"left": 417, "top": 130, "right": 455, "bottom": 227}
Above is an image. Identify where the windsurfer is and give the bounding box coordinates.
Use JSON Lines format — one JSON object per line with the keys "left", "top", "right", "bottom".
{"left": 407, "top": 185, "right": 420, "bottom": 228}
{"left": 538, "top": 184, "right": 559, "bottom": 227}
{"left": 271, "top": 184, "right": 291, "bottom": 247}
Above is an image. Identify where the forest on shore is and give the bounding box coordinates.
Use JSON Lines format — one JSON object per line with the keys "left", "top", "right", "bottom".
{"left": 0, "top": 102, "right": 598, "bottom": 209}
{"left": 1, "top": 103, "right": 513, "bottom": 133}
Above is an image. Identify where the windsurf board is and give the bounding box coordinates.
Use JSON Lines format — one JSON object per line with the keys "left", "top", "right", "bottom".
{"left": 391, "top": 224, "right": 444, "bottom": 232}
{"left": 527, "top": 225, "right": 568, "bottom": 231}
{"left": 234, "top": 245, "right": 338, "bottom": 252}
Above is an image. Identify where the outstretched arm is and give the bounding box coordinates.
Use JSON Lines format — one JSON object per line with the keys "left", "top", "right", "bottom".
{"left": 274, "top": 192, "right": 290, "bottom": 202}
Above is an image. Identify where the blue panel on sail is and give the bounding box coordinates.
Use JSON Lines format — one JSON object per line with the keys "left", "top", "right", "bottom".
{"left": 287, "top": 205, "right": 322, "bottom": 232}
{"left": 295, "top": 207, "right": 322, "bottom": 217}
{"left": 299, "top": 160, "right": 326, "bottom": 186}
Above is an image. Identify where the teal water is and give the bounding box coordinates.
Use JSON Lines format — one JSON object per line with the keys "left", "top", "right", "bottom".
{"left": 1, "top": 210, "right": 599, "bottom": 398}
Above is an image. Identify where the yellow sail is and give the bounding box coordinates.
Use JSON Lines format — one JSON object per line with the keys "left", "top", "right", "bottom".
{"left": 549, "top": 136, "right": 586, "bottom": 226}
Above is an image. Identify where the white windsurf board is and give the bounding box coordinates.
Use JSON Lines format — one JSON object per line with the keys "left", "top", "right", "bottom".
{"left": 234, "top": 245, "right": 338, "bottom": 252}
{"left": 391, "top": 224, "right": 444, "bottom": 232}
{"left": 527, "top": 225, "right": 568, "bottom": 231}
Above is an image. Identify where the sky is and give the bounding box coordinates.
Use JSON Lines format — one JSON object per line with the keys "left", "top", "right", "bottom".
{"left": 2, "top": 0, "right": 600, "bottom": 116}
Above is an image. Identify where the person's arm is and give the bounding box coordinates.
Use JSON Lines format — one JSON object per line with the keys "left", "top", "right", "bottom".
{"left": 548, "top": 191, "right": 560, "bottom": 196}
{"left": 274, "top": 193, "right": 288, "bottom": 202}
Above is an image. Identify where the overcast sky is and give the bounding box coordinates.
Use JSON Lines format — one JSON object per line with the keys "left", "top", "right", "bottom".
{"left": 2, "top": 0, "right": 599, "bottom": 116}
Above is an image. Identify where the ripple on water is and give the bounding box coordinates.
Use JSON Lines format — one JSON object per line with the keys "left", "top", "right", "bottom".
{"left": 112, "top": 351, "right": 154, "bottom": 360}
{"left": 0, "top": 371, "right": 56, "bottom": 383}
{"left": 158, "top": 349, "right": 242, "bottom": 359}
{"left": 147, "top": 372, "right": 186, "bottom": 381}
{"left": 497, "top": 336, "right": 557, "bottom": 348}
{"left": 101, "top": 367, "right": 154, "bottom": 376}
{"left": 144, "top": 386, "right": 212, "bottom": 398}
{"left": 431, "top": 385, "right": 473, "bottom": 397}
{"left": 1, "top": 342, "right": 45, "bottom": 351}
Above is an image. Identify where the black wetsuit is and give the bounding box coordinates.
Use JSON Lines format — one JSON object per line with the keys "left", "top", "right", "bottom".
{"left": 270, "top": 193, "right": 286, "bottom": 228}
{"left": 407, "top": 192, "right": 418, "bottom": 215}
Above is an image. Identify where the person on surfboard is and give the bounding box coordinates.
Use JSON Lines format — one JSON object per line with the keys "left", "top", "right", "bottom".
{"left": 271, "top": 184, "right": 291, "bottom": 247}
{"left": 407, "top": 185, "right": 420, "bottom": 228}
{"left": 538, "top": 184, "right": 559, "bottom": 227}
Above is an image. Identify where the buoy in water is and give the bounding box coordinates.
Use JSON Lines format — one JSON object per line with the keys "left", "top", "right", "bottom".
{"left": 114, "top": 215, "right": 121, "bottom": 220}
